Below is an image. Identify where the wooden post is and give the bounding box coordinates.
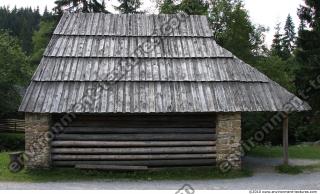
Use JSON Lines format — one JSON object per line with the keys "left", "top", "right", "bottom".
{"left": 283, "top": 112, "right": 289, "bottom": 165}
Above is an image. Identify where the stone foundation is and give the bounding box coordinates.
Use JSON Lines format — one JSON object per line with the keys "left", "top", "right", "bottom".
{"left": 216, "top": 113, "right": 242, "bottom": 171}
{"left": 25, "top": 113, "right": 51, "bottom": 169}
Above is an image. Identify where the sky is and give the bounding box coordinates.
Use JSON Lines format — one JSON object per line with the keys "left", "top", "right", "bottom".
{"left": 0, "top": 0, "right": 304, "bottom": 47}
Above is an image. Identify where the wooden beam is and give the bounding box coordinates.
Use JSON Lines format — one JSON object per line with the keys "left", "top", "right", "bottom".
{"left": 63, "top": 127, "right": 215, "bottom": 134}
{"left": 75, "top": 164, "right": 148, "bottom": 171}
{"left": 54, "top": 133, "right": 216, "bottom": 141}
{"left": 51, "top": 153, "right": 217, "bottom": 160}
{"left": 51, "top": 140, "right": 216, "bottom": 147}
{"left": 283, "top": 112, "right": 289, "bottom": 165}
{"left": 53, "top": 159, "right": 217, "bottom": 167}
{"left": 51, "top": 146, "right": 216, "bottom": 154}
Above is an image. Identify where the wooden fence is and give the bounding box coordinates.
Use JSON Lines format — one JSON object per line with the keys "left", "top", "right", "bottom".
{"left": 0, "top": 119, "right": 25, "bottom": 132}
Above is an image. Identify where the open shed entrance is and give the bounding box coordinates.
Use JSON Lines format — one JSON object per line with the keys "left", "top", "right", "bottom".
{"left": 51, "top": 114, "right": 217, "bottom": 169}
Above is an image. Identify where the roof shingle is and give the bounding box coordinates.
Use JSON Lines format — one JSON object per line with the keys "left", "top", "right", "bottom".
{"left": 19, "top": 13, "right": 311, "bottom": 113}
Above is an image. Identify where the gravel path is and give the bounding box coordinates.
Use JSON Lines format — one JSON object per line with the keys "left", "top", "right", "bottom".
{"left": 1, "top": 157, "right": 319, "bottom": 190}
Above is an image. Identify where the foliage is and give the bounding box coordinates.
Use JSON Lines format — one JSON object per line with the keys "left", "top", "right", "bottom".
{"left": 159, "top": 0, "right": 178, "bottom": 14}
{"left": 158, "top": 0, "right": 207, "bottom": 15}
{"left": 208, "top": 0, "right": 267, "bottom": 63}
{"left": 54, "top": 0, "right": 109, "bottom": 14}
{"left": 0, "top": 133, "right": 24, "bottom": 151}
{"left": 295, "top": 0, "right": 320, "bottom": 134}
{"left": 295, "top": 124, "right": 320, "bottom": 142}
{"left": 31, "top": 20, "right": 56, "bottom": 66}
{"left": 0, "top": 32, "right": 32, "bottom": 116}
{"left": 115, "top": 0, "right": 142, "bottom": 13}
{"left": 247, "top": 145, "right": 320, "bottom": 159}
{"left": 0, "top": 6, "right": 41, "bottom": 54}
{"left": 255, "top": 56, "right": 296, "bottom": 92}
{"left": 178, "top": 0, "right": 208, "bottom": 15}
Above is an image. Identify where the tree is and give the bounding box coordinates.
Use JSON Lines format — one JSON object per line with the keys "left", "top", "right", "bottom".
{"left": 54, "top": 0, "right": 109, "bottom": 15}
{"left": 255, "top": 56, "right": 296, "bottom": 92}
{"left": 0, "top": 6, "right": 41, "bottom": 54}
{"left": 209, "top": 0, "right": 267, "bottom": 63}
{"left": 296, "top": 0, "right": 320, "bottom": 124}
{"left": 159, "top": 0, "right": 177, "bottom": 14}
{"left": 271, "top": 23, "right": 284, "bottom": 57}
{"left": 178, "top": 0, "right": 208, "bottom": 15}
{"left": 115, "top": 0, "right": 142, "bottom": 13}
{"left": 209, "top": 0, "right": 233, "bottom": 39}
{"left": 298, "top": 18, "right": 306, "bottom": 34}
{"left": 282, "top": 14, "right": 296, "bottom": 58}
{"left": 31, "top": 20, "right": 56, "bottom": 66}
{"left": 43, "top": 6, "right": 54, "bottom": 21}
{"left": 158, "top": 0, "right": 208, "bottom": 15}
{"left": 0, "top": 32, "right": 32, "bottom": 116}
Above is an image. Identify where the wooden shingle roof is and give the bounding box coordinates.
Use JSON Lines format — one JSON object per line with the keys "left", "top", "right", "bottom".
{"left": 19, "top": 13, "right": 311, "bottom": 113}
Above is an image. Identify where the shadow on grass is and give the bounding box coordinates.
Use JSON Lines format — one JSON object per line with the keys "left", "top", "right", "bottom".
{"left": 0, "top": 152, "right": 252, "bottom": 182}
{"left": 2, "top": 167, "right": 252, "bottom": 182}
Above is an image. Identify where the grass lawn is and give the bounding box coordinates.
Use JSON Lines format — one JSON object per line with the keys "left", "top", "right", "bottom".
{"left": 247, "top": 145, "right": 320, "bottom": 159}
{"left": 0, "top": 152, "right": 251, "bottom": 182}
{"left": 276, "top": 163, "right": 320, "bottom": 175}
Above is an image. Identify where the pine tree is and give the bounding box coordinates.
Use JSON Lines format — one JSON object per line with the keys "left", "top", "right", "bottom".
{"left": 271, "top": 23, "right": 284, "bottom": 57}
{"left": 43, "top": 6, "right": 54, "bottom": 21}
{"left": 115, "top": 0, "right": 142, "bottom": 14}
{"left": 282, "top": 14, "right": 296, "bottom": 58}
{"left": 296, "top": 0, "right": 320, "bottom": 121}
{"left": 298, "top": 18, "right": 306, "bottom": 33}
{"left": 54, "top": 0, "right": 109, "bottom": 14}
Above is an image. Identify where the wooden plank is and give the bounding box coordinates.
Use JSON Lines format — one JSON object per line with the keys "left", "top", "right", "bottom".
{"left": 62, "top": 127, "right": 215, "bottom": 134}
{"left": 52, "top": 154, "right": 216, "bottom": 160}
{"left": 53, "top": 159, "right": 216, "bottom": 167}
{"left": 55, "top": 134, "right": 216, "bottom": 141}
{"left": 76, "top": 164, "right": 148, "bottom": 170}
{"left": 51, "top": 146, "right": 216, "bottom": 154}
{"left": 51, "top": 140, "right": 216, "bottom": 147}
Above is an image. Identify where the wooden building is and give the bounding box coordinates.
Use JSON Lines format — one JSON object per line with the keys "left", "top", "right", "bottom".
{"left": 19, "top": 13, "right": 310, "bottom": 170}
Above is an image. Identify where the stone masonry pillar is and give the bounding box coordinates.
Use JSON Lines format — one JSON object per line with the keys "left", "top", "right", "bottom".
{"left": 216, "top": 113, "right": 241, "bottom": 171}
{"left": 25, "top": 113, "right": 51, "bottom": 169}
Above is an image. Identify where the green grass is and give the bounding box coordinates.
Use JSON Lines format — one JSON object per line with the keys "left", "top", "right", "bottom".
{"left": 0, "top": 152, "right": 251, "bottom": 182}
{"left": 247, "top": 145, "right": 320, "bottom": 159}
{"left": 275, "top": 162, "right": 320, "bottom": 175}
{"left": 299, "top": 162, "right": 320, "bottom": 171}
{"left": 275, "top": 164, "right": 303, "bottom": 174}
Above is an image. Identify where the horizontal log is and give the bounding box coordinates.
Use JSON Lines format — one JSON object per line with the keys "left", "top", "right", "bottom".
{"left": 67, "top": 122, "right": 214, "bottom": 128}
{"left": 62, "top": 127, "right": 215, "bottom": 134}
{"left": 75, "top": 164, "right": 148, "bottom": 170}
{"left": 53, "top": 159, "right": 216, "bottom": 167}
{"left": 51, "top": 140, "right": 216, "bottom": 147}
{"left": 53, "top": 114, "right": 216, "bottom": 123}
{"left": 51, "top": 146, "right": 216, "bottom": 154}
{"left": 60, "top": 114, "right": 216, "bottom": 128}
{"left": 52, "top": 154, "right": 217, "bottom": 160}
{"left": 54, "top": 134, "right": 216, "bottom": 141}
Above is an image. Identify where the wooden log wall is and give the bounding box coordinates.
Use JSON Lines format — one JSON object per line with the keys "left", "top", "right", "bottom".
{"left": 51, "top": 114, "right": 217, "bottom": 168}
